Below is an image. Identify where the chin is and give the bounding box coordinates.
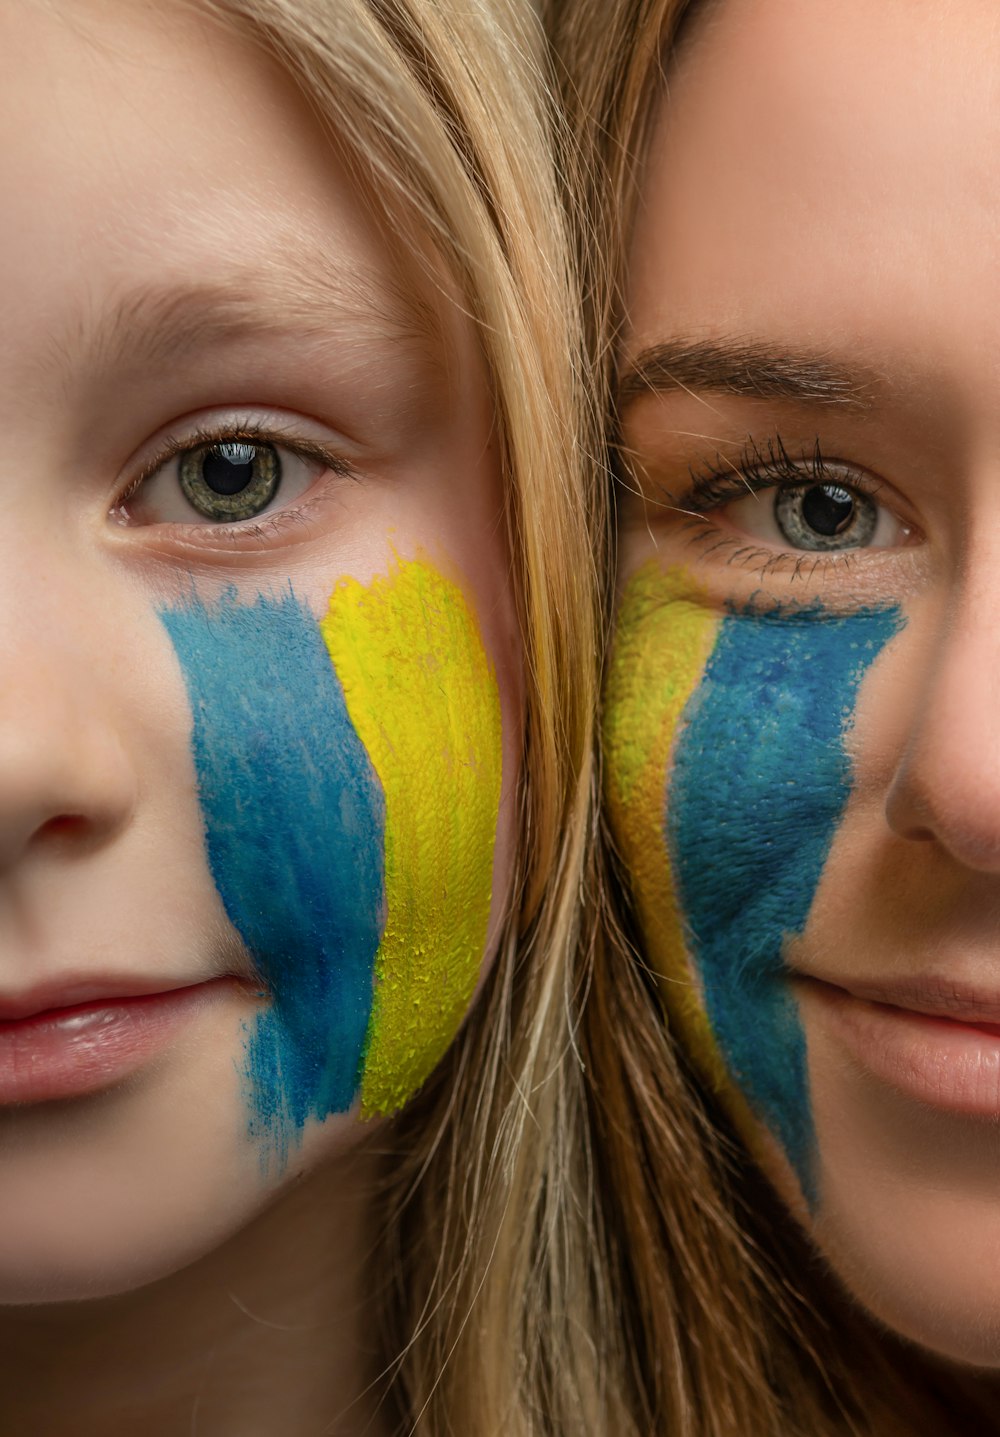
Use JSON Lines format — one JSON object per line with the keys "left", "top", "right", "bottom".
{"left": 0, "top": 1215, "right": 241, "bottom": 1305}
{"left": 807, "top": 1090, "right": 1000, "bottom": 1367}
{"left": 0, "top": 1152, "right": 272, "bottom": 1307}
{"left": 0, "top": 1032, "right": 277, "bottom": 1305}
{"left": 775, "top": 987, "right": 1000, "bottom": 1368}
{"left": 813, "top": 1201, "right": 1000, "bottom": 1369}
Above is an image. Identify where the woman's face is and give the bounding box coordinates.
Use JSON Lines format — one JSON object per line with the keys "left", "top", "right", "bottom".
{"left": 606, "top": 0, "right": 1000, "bottom": 1366}
{"left": 0, "top": 0, "right": 520, "bottom": 1302}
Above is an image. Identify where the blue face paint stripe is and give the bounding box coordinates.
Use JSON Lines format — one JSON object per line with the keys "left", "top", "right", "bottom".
{"left": 159, "top": 588, "right": 385, "bottom": 1152}
{"left": 667, "top": 603, "right": 903, "bottom": 1198}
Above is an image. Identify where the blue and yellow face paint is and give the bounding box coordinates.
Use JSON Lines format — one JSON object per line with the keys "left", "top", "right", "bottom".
{"left": 159, "top": 556, "right": 502, "bottom": 1158}
{"left": 603, "top": 563, "right": 902, "bottom": 1200}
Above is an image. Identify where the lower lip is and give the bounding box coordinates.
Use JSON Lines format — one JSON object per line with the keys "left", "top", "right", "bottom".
{"left": 808, "top": 981, "right": 1000, "bottom": 1116}
{"left": 0, "top": 980, "right": 232, "bottom": 1106}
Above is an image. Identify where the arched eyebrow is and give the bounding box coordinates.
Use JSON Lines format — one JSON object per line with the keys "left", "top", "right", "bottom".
{"left": 617, "top": 338, "right": 878, "bottom": 412}
{"left": 39, "top": 259, "right": 444, "bottom": 388}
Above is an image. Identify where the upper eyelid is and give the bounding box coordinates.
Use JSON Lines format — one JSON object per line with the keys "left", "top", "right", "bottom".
{"left": 116, "top": 414, "right": 353, "bottom": 507}
{"left": 677, "top": 438, "right": 888, "bottom": 513}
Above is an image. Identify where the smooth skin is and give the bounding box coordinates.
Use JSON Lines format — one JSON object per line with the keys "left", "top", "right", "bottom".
{"left": 616, "top": 0, "right": 1000, "bottom": 1369}
{"left": 0, "top": 2, "right": 521, "bottom": 1433}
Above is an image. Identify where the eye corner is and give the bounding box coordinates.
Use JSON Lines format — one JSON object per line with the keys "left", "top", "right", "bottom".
{"left": 111, "top": 413, "right": 354, "bottom": 541}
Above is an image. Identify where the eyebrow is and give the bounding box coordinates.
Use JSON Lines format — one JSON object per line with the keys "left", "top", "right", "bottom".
{"left": 617, "top": 338, "right": 877, "bottom": 412}
{"left": 41, "top": 258, "right": 443, "bottom": 386}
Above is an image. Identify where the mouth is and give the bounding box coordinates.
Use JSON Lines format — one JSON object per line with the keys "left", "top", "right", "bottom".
{"left": 797, "top": 973, "right": 1000, "bottom": 1117}
{"left": 0, "top": 976, "right": 240, "bottom": 1106}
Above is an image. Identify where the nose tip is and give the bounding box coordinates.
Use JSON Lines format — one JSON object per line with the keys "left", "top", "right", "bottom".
{"left": 885, "top": 761, "right": 1000, "bottom": 867}
{"left": 0, "top": 684, "right": 135, "bottom": 871}
{"left": 884, "top": 611, "right": 1000, "bottom": 872}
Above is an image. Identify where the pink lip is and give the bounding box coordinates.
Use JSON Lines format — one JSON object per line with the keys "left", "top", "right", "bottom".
{"left": 0, "top": 977, "right": 237, "bottom": 1105}
{"left": 0, "top": 975, "right": 206, "bottom": 1024}
{"left": 800, "top": 976, "right": 1000, "bottom": 1116}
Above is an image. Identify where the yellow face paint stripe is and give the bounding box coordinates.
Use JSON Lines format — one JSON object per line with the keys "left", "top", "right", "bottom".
{"left": 321, "top": 557, "right": 503, "bottom": 1115}
{"left": 603, "top": 563, "right": 727, "bottom": 1091}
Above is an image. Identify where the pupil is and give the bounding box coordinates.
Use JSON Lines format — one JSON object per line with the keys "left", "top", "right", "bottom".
{"left": 202, "top": 442, "right": 257, "bottom": 496}
{"left": 801, "top": 483, "right": 855, "bottom": 537}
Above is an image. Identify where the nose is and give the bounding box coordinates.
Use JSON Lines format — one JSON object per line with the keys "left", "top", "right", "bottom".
{"left": 885, "top": 583, "right": 1000, "bottom": 871}
{"left": 0, "top": 631, "right": 135, "bottom": 870}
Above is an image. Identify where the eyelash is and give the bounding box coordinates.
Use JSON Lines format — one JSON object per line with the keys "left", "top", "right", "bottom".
{"left": 114, "top": 417, "right": 354, "bottom": 543}
{"left": 667, "top": 432, "right": 888, "bottom": 577}
{"left": 683, "top": 432, "right": 878, "bottom": 508}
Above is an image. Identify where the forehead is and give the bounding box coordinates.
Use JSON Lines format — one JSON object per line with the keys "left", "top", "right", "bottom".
{"left": 0, "top": 0, "right": 444, "bottom": 410}
{"left": 625, "top": 0, "right": 1000, "bottom": 378}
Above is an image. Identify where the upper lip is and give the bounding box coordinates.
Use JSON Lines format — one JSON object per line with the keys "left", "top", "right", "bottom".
{"left": 0, "top": 977, "right": 211, "bottom": 1024}
{"left": 793, "top": 971, "right": 1000, "bottom": 1025}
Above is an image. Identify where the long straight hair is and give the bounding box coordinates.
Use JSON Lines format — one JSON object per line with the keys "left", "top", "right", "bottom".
{"left": 548, "top": 0, "right": 1000, "bottom": 1430}
{"left": 198, "top": 1, "right": 616, "bottom": 1431}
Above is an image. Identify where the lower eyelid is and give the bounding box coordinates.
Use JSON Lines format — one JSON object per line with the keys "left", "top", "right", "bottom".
{"left": 114, "top": 475, "right": 350, "bottom": 556}
{"left": 674, "top": 524, "right": 866, "bottom": 582}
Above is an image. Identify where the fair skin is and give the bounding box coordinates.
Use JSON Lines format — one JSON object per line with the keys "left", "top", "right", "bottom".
{"left": 0, "top": 2, "right": 520, "bottom": 1432}
{"left": 610, "top": 0, "right": 1000, "bottom": 1370}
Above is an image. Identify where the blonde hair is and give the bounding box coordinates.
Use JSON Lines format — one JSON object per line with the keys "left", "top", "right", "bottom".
{"left": 197, "top": 0, "right": 616, "bottom": 1431}
{"left": 548, "top": 1, "right": 1000, "bottom": 1432}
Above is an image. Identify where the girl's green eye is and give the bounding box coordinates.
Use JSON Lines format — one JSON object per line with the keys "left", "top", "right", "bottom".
{"left": 178, "top": 441, "right": 281, "bottom": 521}
{"left": 121, "top": 429, "right": 335, "bottom": 530}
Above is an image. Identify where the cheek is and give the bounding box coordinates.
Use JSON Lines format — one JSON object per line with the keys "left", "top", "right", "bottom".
{"left": 604, "top": 562, "right": 902, "bottom": 1199}
{"left": 159, "top": 557, "right": 502, "bottom": 1158}
{"left": 321, "top": 560, "right": 503, "bottom": 1114}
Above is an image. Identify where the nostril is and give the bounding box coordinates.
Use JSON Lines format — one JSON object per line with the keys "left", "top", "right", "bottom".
{"left": 885, "top": 777, "right": 943, "bottom": 845}
{"left": 36, "top": 814, "right": 91, "bottom": 844}
{"left": 0, "top": 709, "right": 136, "bottom": 871}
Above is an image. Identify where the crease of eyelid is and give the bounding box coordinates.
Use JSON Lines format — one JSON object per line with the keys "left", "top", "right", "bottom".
{"left": 697, "top": 439, "right": 755, "bottom": 498}
{"left": 625, "top": 426, "right": 760, "bottom": 492}
{"left": 654, "top": 429, "right": 752, "bottom": 449}
{"left": 613, "top": 430, "right": 753, "bottom": 514}
{"left": 614, "top": 426, "right": 747, "bottom": 465}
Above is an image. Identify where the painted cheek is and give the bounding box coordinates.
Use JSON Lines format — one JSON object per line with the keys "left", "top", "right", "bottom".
{"left": 321, "top": 560, "right": 503, "bottom": 1116}
{"left": 604, "top": 563, "right": 902, "bottom": 1200}
{"left": 160, "top": 558, "right": 502, "bottom": 1158}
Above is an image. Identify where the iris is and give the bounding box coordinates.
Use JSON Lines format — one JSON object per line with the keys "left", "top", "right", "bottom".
{"left": 179, "top": 441, "right": 281, "bottom": 520}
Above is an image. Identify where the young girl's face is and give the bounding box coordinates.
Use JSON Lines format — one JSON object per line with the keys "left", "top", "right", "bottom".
{"left": 606, "top": 0, "right": 1000, "bottom": 1365}
{"left": 0, "top": 1, "right": 521, "bottom": 1301}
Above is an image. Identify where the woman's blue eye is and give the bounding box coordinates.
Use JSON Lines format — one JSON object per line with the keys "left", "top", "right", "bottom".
{"left": 179, "top": 441, "right": 281, "bottom": 521}
{"left": 722, "top": 479, "right": 907, "bottom": 552}
{"left": 774, "top": 482, "right": 876, "bottom": 550}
